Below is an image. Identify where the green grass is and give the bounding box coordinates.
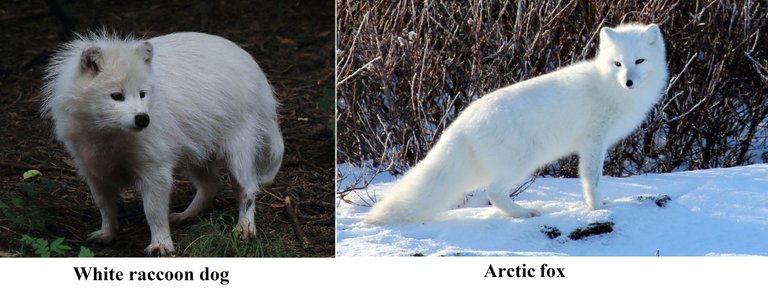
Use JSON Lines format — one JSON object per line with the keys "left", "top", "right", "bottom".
{"left": 175, "top": 214, "right": 297, "bottom": 257}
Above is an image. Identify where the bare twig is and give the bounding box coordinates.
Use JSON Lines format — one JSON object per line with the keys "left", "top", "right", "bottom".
{"left": 336, "top": 56, "right": 382, "bottom": 86}
{"left": 284, "top": 196, "right": 311, "bottom": 248}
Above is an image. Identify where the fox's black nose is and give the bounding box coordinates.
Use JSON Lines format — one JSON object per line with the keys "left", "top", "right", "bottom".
{"left": 625, "top": 80, "right": 634, "bottom": 87}
{"left": 135, "top": 113, "right": 150, "bottom": 129}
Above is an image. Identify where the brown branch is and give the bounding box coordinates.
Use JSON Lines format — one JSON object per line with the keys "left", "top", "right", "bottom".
{"left": 284, "top": 196, "right": 311, "bottom": 248}
{"left": 296, "top": 200, "right": 334, "bottom": 223}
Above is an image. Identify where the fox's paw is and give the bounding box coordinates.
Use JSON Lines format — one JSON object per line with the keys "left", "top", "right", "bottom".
{"left": 498, "top": 207, "right": 541, "bottom": 218}
{"left": 587, "top": 199, "right": 609, "bottom": 210}
{"left": 521, "top": 208, "right": 541, "bottom": 218}
{"left": 235, "top": 219, "right": 256, "bottom": 240}
{"left": 87, "top": 229, "right": 115, "bottom": 244}
{"left": 502, "top": 208, "right": 541, "bottom": 218}
{"left": 144, "top": 241, "right": 175, "bottom": 256}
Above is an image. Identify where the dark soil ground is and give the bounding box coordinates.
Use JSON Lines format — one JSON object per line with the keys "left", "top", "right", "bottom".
{"left": 0, "top": 0, "right": 334, "bottom": 257}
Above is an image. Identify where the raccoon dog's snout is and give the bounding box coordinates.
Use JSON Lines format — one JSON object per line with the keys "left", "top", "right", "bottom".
{"left": 134, "top": 113, "right": 150, "bottom": 129}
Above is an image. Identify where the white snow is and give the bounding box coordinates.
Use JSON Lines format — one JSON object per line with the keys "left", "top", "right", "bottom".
{"left": 336, "top": 164, "right": 768, "bottom": 256}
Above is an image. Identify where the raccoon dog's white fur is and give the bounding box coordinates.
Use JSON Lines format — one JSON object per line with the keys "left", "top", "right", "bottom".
{"left": 42, "top": 32, "right": 284, "bottom": 255}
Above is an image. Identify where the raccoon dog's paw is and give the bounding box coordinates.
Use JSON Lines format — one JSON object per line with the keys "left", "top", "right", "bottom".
{"left": 144, "top": 241, "right": 175, "bottom": 256}
{"left": 235, "top": 219, "right": 257, "bottom": 240}
{"left": 168, "top": 212, "right": 190, "bottom": 224}
{"left": 87, "top": 229, "right": 116, "bottom": 244}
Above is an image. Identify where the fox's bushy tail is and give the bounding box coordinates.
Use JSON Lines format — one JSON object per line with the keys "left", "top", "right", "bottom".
{"left": 365, "top": 132, "right": 489, "bottom": 224}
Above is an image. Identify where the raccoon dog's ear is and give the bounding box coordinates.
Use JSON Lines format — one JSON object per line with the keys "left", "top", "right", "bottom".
{"left": 642, "top": 24, "right": 662, "bottom": 45}
{"left": 80, "top": 46, "right": 103, "bottom": 75}
{"left": 137, "top": 41, "right": 153, "bottom": 64}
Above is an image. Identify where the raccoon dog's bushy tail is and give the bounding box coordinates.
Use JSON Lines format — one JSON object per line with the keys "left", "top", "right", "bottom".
{"left": 257, "top": 113, "right": 284, "bottom": 185}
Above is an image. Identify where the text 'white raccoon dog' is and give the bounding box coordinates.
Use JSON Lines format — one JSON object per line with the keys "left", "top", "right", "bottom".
{"left": 42, "top": 32, "right": 284, "bottom": 255}
{"left": 366, "top": 23, "right": 668, "bottom": 224}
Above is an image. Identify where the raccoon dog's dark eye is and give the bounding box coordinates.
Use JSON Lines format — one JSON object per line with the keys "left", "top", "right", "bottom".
{"left": 635, "top": 59, "right": 645, "bottom": 64}
{"left": 110, "top": 93, "right": 125, "bottom": 101}
{"left": 139, "top": 91, "right": 146, "bottom": 98}
{"left": 614, "top": 61, "right": 622, "bottom": 67}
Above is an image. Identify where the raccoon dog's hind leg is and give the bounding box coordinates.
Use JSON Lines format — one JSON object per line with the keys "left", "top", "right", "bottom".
{"left": 170, "top": 162, "right": 220, "bottom": 224}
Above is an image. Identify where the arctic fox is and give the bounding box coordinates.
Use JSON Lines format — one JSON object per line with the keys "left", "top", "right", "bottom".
{"left": 366, "top": 23, "right": 668, "bottom": 224}
{"left": 42, "top": 32, "right": 284, "bottom": 255}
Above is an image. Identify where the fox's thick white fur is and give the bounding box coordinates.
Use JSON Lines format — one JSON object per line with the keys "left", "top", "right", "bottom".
{"left": 42, "top": 32, "right": 284, "bottom": 255}
{"left": 367, "top": 23, "right": 668, "bottom": 224}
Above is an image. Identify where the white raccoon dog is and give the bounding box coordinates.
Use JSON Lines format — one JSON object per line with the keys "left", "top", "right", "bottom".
{"left": 366, "top": 23, "right": 668, "bottom": 225}
{"left": 42, "top": 32, "right": 284, "bottom": 255}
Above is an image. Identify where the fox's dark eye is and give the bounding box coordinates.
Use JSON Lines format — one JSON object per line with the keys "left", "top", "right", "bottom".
{"left": 614, "top": 61, "right": 622, "bottom": 67}
{"left": 635, "top": 59, "right": 645, "bottom": 64}
{"left": 139, "top": 91, "right": 146, "bottom": 98}
{"left": 110, "top": 93, "right": 125, "bottom": 101}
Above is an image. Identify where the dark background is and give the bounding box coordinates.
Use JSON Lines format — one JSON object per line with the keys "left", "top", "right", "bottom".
{"left": 0, "top": 0, "right": 334, "bottom": 257}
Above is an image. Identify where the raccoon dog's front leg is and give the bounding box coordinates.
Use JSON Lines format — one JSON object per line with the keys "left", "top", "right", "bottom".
{"left": 579, "top": 139, "right": 607, "bottom": 210}
{"left": 136, "top": 166, "right": 175, "bottom": 256}
{"left": 86, "top": 178, "right": 120, "bottom": 244}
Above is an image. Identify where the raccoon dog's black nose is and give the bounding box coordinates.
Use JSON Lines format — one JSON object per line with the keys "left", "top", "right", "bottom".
{"left": 625, "top": 80, "right": 634, "bottom": 87}
{"left": 135, "top": 113, "right": 150, "bottom": 129}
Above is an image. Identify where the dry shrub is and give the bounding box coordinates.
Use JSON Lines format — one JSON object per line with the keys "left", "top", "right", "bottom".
{"left": 336, "top": 0, "right": 768, "bottom": 188}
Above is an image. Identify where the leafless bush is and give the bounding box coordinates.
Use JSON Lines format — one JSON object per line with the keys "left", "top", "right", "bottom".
{"left": 336, "top": 0, "right": 768, "bottom": 192}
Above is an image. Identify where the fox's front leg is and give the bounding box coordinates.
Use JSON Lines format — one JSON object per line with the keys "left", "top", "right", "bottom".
{"left": 579, "top": 139, "right": 607, "bottom": 210}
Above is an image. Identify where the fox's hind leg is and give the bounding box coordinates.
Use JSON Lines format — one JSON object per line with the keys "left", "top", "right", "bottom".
{"left": 170, "top": 162, "right": 220, "bottom": 223}
{"left": 486, "top": 175, "right": 540, "bottom": 218}
{"left": 478, "top": 153, "right": 540, "bottom": 218}
{"left": 85, "top": 178, "right": 120, "bottom": 244}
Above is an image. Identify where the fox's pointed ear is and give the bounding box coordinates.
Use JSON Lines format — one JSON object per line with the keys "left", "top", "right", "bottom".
{"left": 80, "top": 46, "right": 103, "bottom": 76}
{"left": 137, "top": 41, "right": 153, "bottom": 64}
{"left": 643, "top": 24, "right": 662, "bottom": 45}
{"left": 599, "top": 26, "right": 617, "bottom": 47}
